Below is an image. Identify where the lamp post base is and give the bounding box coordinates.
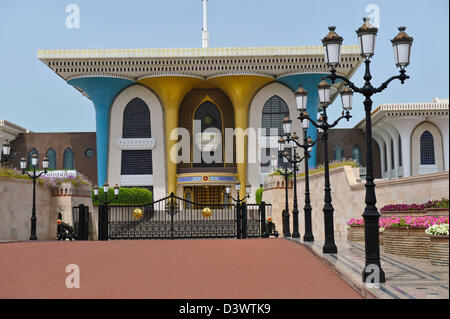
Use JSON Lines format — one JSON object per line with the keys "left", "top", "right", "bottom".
{"left": 323, "top": 243, "right": 337, "bottom": 254}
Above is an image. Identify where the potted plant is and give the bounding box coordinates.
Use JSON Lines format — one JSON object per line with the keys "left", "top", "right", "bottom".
{"left": 266, "top": 216, "right": 279, "bottom": 238}
{"left": 425, "top": 223, "right": 449, "bottom": 266}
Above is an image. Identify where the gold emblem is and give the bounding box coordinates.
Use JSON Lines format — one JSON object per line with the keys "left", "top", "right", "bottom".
{"left": 133, "top": 208, "right": 143, "bottom": 220}
{"left": 202, "top": 207, "right": 212, "bottom": 218}
{"left": 203, "top": 115, "right": 213, "bottom": 125}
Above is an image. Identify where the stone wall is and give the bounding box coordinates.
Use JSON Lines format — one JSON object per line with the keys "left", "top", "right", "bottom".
{"left": 262, "top": 167, "right": 449, "bottom": 242}
{"left": 0, "top": 176, "right": 95, "bottom": 241}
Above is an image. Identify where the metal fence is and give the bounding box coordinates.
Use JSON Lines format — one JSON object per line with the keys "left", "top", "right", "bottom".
{"left": 99, "top": 193, "right": 271, "bottom": 240}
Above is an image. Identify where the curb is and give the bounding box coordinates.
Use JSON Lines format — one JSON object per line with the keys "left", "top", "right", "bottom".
{"left": 285, "top": 237, "right": 378, "bottom": 299}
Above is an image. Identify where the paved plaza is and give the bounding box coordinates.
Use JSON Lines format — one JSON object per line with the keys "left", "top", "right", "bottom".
{"left": 0, "top": 239, "right": 362, "bottom": 299}
{"left": 288, "top": 238, "right": 449, "bottom": 299}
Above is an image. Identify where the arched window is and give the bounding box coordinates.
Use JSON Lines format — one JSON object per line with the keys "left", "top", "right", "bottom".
{"left": 63, "top": 148, "right": 74, "bottom": 170}
{"left": 193, "top": 101, "right": 223, "bottom": 167}
{"left": 46, "top": 148, "right": 57, "bottom": 170}
{"left": 261, "top": 96, "right": 289, "bottom": 168}
{"left": 390, "top": 138, "right": 395, "bottom": 168}
{"left": 121, "top": 98, "right": 153, "bottom": 175}
{"left": 420, "top": 131, "right": 435, "bottom": 165}
{"left": 27, "top": 148, "right": 38, "bottom": 168}
{"left": 334, "top": 145, "right": 344, "bottom": 162}
{"left": 352, "top": 145, "right": 362, "bottom": 164}
{"left": 122, "top": 98, "right": 151, "bottom": 138}
{"left": 398, "top": 135, "right": 403, "bottom": 167}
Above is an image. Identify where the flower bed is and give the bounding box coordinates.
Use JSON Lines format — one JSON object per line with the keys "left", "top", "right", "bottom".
{"left": 382, "top": 216, "right": 449, "bottom": 259}
{"left": 426, "top": 224, "right": 449, "bottom": 266}
{"left": 380, "top": 199, "right": 449, "bottom": 217}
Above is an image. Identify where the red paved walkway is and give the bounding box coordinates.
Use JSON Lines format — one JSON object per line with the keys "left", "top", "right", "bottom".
{"left": 0, "top": 239, "right": 362, "bottom": 299}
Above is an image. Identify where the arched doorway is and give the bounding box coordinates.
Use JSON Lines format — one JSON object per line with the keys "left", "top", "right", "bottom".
{"left": 193, "top": 101, "right": 223, "bottom": 167}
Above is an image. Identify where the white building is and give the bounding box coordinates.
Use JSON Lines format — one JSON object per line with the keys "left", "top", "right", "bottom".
{"left": 0, "top": 119, "right": 28, "bottom": 148}
{"left": 356, "top": 98, "right": 449, "bottom": 179}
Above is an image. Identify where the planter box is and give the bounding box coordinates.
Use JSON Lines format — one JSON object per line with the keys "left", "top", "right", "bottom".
{"left": 379, "top": 232, "right": 384, "bottom": 245}
{"left": 347, "top": 225, "right": 384, "bottom": 245}
{"left": 428, "top": 235, "right": 449, "bottom": 266}
{"left": 381, "top": 208, "right": 448, "bottom": 218}
{"left": 347, "top": 225, "right": 365, "bottom": 242}
{"left": 384, "top": 227, "right": 429, "bottom": 259}
{"left": 425, "top": 208, "right": 449, "bottom": 217}
{"left": 381, "top": 210, "right": 426, "bottom": 218}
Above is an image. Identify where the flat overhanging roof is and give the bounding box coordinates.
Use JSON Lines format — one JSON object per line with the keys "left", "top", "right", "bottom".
{"left": 38, "top": 45, "right": 363, "bottom": 82}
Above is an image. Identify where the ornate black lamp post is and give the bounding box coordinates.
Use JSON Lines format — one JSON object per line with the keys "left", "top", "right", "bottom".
{"left": 298, "top": 77, "right": 352, "bottom": 253}
{"left": 283, "top": 133, "right": 305, "bottom": 238}
{"left": 20, "top": 154, "right": 49, "bottom": 240}
{"left": 94, "top": 183, "right": 120, "bottom": 241}
{"left": 93, "top": 183, "right": 120, "bottom": 205}
{"left": 280, "top": 126, "right": 305, "bottom": 239}
{"left": 320, "top": 19, "right": 413, "bottom": 283}
{"left": 283, "top": 91, "right": 319, "bottom": 242}
{"left": 273, "top": 138, "right": 293, "bottom": 238}
{"left": 225, "top": 182, "right": 251, "bottom": 204}
{"left": 226, "top": 183, "right": 251, "bottom": 239}
{"left": 1, "top": 140, "right": 11, "bottom": 167}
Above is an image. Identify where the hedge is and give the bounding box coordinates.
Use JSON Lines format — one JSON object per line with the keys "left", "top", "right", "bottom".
{"left": 92, "top": 187, "right": 153, "bottom": 206}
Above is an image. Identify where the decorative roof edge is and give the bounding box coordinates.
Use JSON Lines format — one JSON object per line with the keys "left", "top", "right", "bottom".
{"left": 38, "top": 45, "right": 360, "bottom": 59}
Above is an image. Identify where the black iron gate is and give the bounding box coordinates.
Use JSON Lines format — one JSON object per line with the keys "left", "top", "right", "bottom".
{"left": 99, "top": 193, "right": 271, "bottom": 240}
{"left": 72, "top": 204, "right": 90, "bottom": 240}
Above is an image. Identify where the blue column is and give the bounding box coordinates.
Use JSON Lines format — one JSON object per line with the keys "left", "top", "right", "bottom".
{"left": 67, "top": 77, "right": 135, "bottom": 186}
{"left": 277, "top": 74, "right": 329, "bottom": 168}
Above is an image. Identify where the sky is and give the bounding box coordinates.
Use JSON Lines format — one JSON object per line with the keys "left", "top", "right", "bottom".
{"left": 0, "top": 0, "right": 448, "bottom": 132}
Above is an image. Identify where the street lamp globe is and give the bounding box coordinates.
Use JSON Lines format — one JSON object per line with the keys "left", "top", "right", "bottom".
{"left": 103, "top": 183, "right": 109, "bottom": 194}
{"left": 322, "top": 26, "right": 343, "bottom": 68}
{"left": 2, "top": 141, "right": 11, "bottom": 156}
{"left": 42, "top": 157, "right": 49, "bottom": 170}
{"left": 282, "top": 116, "right": 292, "bottom": 136}
{"left": 291, "top": 132, "right": 299, "bottom": 148}
{"left": 114, "top": 184, "right": 120, "bottom": 197}
{"left": 356, "top": 17, "right": 378, "bottom": 58}
{"left": 270, "top": 155, "right": 278, "bottom": 168}
{"left": 391, "top": 27, "right": 413, "bottom": 68}
{"left": 245, "top": 183, "right": 252, "bottom": 195}
{"left": 318, "top": 78, "right": 331, "bottom": 104}
{"left": 295, "top": 85, "right": 308, "bottom": 111}
{"left": 20, "top": 157, "right": 27, "bottom": 170}
{"left": 340, "top": 86, "right": 354, "bottom": 111}
{"left": 225, "top": 185, "right": 231, "bottom": 194}
{"left": 301, "top": 118, "right": 309, "bottom": 129}
{"left": 284, "top": 137, "right": 292, "bottom": 149}
{"left": 235, "top": 182, "right": 241, "bottom": 192}
{"left": 278, "top": 137, "right": 285, "bottom": 152}
{"left": 31, "top": 154, "right": 38, "bottom": 167}
{"left": 93, "top": 185, "right": 99, "bottom": 196}
{"left": 282, "top": 152, "right": 289, "bottom": 163}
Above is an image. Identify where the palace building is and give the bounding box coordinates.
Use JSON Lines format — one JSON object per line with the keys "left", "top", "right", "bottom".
{"left": 37, "top": 46, "right": 363, "bottom": 201}
{"left": 35, "top": 1, "right": 367, "bottom": 202}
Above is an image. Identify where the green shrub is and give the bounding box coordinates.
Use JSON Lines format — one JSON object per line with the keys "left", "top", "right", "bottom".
{"left": 92, "top": 187, "right": 153, "bottom": 206}
{"left": 255, "top": 187, "right": 264, "bottom": 204}
{"left": 269, "top": 158, "right": 359, "bottom": 179}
